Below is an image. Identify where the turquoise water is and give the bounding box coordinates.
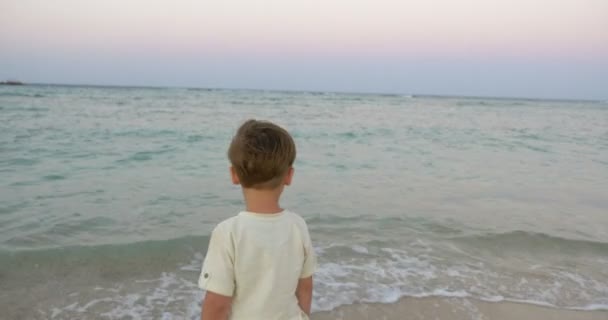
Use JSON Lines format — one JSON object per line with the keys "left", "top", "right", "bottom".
{"left": 1, "top": 85, "right": 607, "bottom": 319}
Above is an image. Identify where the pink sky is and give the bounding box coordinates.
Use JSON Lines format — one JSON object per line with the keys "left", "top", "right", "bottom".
{"left": 1, "top": 0, "right": 607, "bottom": 98}
{"left": 3, "top": 0, "right": 607, "bottom": 56}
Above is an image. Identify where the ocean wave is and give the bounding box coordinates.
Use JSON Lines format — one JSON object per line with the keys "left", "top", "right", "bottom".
{"left": 48, "top": 267, "right": 204, "bottom": 320}
{"left": 450, "top": 230, "right": 608, "bottom": 253}
{"left": 0, "top": 106, "right": 49, "bottom": 111}
{"left": 113, "top": 129, "right": 179, "bottom": 138}
{"left": 306, "top": 214, "right": 466, "bottom": 237}
{"left": 6, "top": 236, "right": 606, "bottom": 319}
{"left": 0, "top": 92, "right": 46, "bottom": 98}
{"left": 313, "top": 246, "right": 608, "bottom": 312}
{"left": 0, "top": 157, "right": 40, "bottom": 166}
{"left": 115, "top": 147, "right": 178, "bottom": 163}
{"left": 186, "top": 87, "right": 219, "bottom": 92}
{"left": 0, "top": 235, "right": 210, "bottom": 264}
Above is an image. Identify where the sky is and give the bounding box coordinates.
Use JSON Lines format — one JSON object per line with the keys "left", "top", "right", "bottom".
{"left": 1, "top": 0, "right": 607, "bottom": 99}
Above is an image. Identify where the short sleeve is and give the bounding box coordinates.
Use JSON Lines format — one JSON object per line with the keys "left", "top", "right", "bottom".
{"left": 300, "top": 222, "right": 317, "bottom": 278}
{"left": 198, "top": 226, "right": 235, "bottom": 296}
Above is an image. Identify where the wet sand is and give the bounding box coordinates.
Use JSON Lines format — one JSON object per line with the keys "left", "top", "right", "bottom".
{"left": 311, "top": 297, "right": 607, "bottom": 320}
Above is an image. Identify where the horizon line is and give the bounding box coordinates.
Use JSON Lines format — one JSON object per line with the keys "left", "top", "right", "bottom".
{"left": 6, "top": 81, "right": 605, "bottom": 103}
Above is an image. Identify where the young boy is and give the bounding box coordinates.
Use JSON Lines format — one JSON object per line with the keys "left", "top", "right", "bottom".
{"left": 199, "top": 119, "right": 316, "bottom": 320}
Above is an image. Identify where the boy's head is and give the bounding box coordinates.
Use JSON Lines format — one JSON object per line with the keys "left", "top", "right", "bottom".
{"left": 228, "top": 119, "right": 296, "bottom": 189}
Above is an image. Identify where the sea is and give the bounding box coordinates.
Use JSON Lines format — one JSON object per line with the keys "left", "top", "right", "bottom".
{"left": 1, "top": 85, "right": 607, "bottom": 319}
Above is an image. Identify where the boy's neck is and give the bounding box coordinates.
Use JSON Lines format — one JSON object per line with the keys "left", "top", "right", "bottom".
{"left": 242, "top": 187, "right": 284, "bottom": 214}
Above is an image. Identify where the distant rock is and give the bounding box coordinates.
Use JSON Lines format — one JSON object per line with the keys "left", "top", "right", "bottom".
{"left": 0, "top": 80, "right": 25, "bottom": 85}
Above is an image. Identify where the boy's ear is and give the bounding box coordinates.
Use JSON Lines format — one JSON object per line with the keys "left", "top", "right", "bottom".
{"left": 284, "top": 167, "right": 294, "bottom": 186}
{"left": 229, "top": 166, "right": 240, "bottom": 185}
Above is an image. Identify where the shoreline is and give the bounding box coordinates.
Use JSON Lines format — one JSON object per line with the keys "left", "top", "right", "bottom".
{"left": 311, "top": 296, "right": 607, "bottom": 320}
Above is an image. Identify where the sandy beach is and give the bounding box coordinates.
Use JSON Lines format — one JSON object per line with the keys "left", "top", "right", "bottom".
{"left": 312, "top": 297, "right": 607, "bottom": 320}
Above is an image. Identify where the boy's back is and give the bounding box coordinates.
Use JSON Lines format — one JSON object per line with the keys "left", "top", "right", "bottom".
{"left": 199, "top": 119, "right": 316, "bottom": 320}
{"left": 200, "top": 210, "right": 315, "bottom": 320}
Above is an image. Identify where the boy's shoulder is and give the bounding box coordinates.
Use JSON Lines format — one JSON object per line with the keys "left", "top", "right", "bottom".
{"left": 213, "top": 210, "right": 309, "bottom": 233}
{"left": 285, "top": 210, "right": 308, "bottom": 227}
{"left": 280, "top": 211, "right": 311, "bottom": 234}
{"left": 212, "top": 215, "right": 239, "bottom": 234}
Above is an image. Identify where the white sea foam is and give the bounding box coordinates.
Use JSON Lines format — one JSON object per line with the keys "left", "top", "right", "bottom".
{"left": 350, "top": 244, "right": 369, "bottom": 254}
{"left": 47, "top": 244, "right": 608, "bottom": 319}
{"left": 47, "top": 257, "right": 204, "bottom": 319}
{"left": 309, "top": 244, "right": 608, "bottom": 313}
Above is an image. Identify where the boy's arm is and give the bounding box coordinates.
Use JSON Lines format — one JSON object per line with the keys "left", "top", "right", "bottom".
{"left": 296, "top": 276, "right": 313, "bottom": 315}
{"left": 201, "top": 291, "right": 232, "bottom": 320}
{"left": 297, "top": 218, "right": 317, "bottom": 316}
{"left": 199, "top": 225, "right": 235, "bottom": 320}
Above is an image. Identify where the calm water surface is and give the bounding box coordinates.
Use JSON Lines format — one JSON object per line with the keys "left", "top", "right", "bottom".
{"left": 1, "top": 85, "right": 607, "bottom": 319}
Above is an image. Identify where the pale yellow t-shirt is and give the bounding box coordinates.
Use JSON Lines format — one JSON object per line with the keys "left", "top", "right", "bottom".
{"left": 199, "top": 210, "right": 317, "bottom": 320}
